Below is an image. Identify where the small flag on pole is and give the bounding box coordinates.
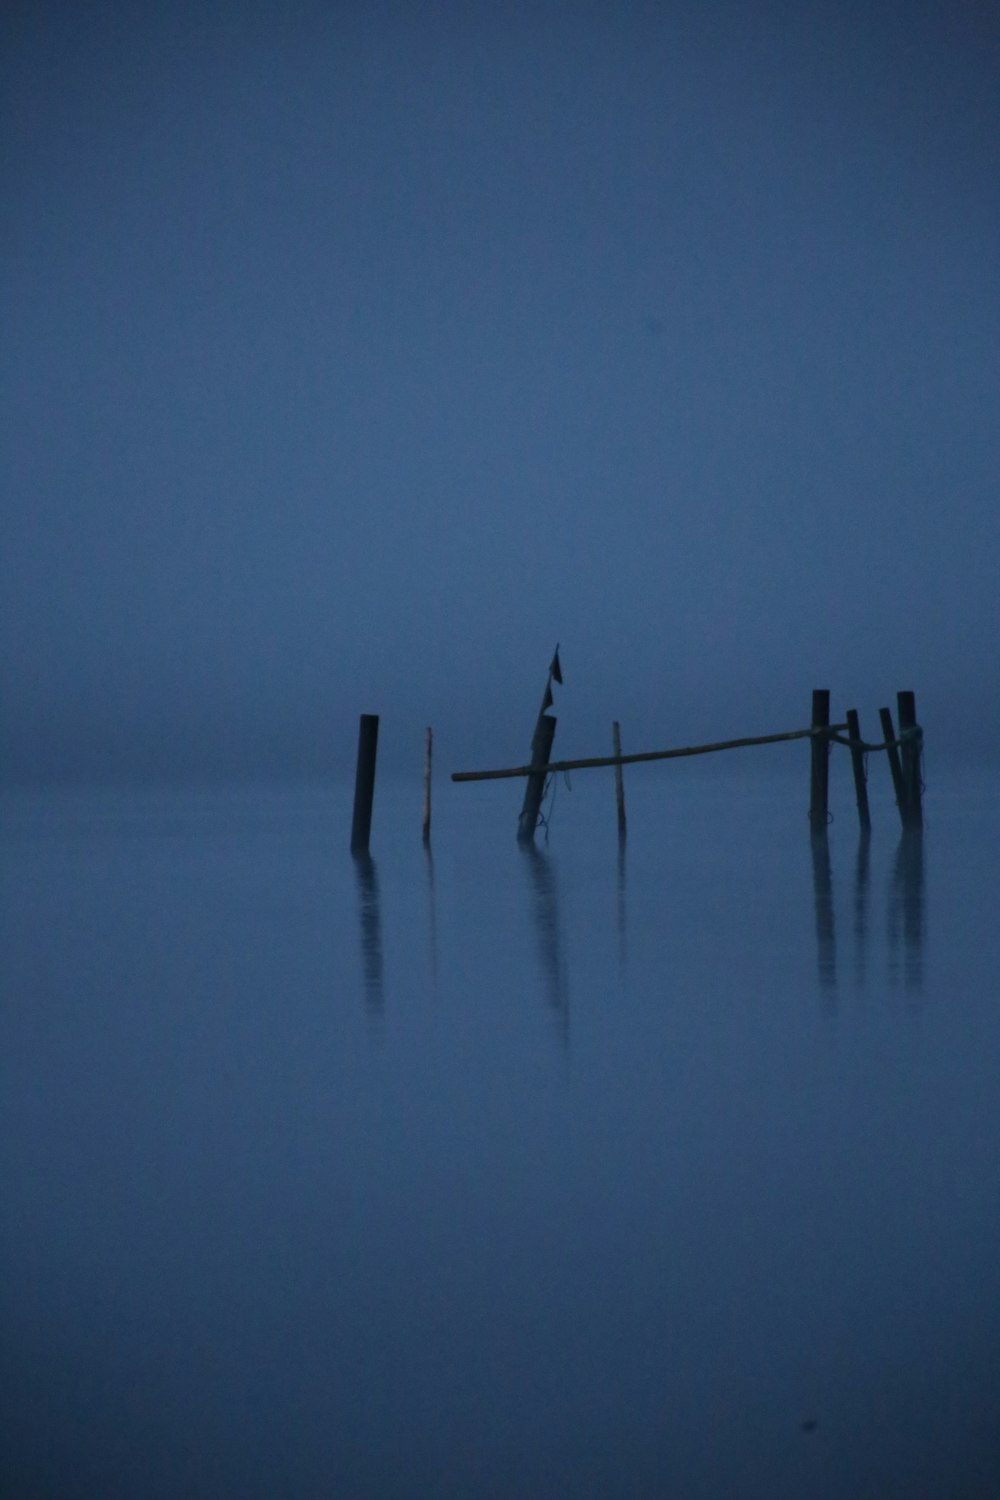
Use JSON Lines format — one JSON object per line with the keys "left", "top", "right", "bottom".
{"left": 549, "top": 646, "right": 563, "bottom": 685}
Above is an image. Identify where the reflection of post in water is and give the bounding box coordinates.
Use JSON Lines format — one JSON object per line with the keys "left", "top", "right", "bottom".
{"left": 521, "top": 845, "right": 570, "bottom": 1046}
{"left": 424, "top": 843, "right": 438, "bottom": 984}
{"left": 852, "top": 832, "right": 871, "bottom": 988}
{"left": 353, "top": 853, "right": 384, "bottom": 1023}
{"left": 616, "top": 831, "right": 628, "bottom": 976}
{"left": 810, "top": 831, "right": 836, "bottom": 990}
{"left": 889, "top": 830, "right": 924, "bottom": 996}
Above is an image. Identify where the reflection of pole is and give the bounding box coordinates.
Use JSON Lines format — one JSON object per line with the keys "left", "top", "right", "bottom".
{"left": 853, "top": 832, "right": 870, "bottom": 989}
{"left": 612, "top": 721, "right": 627, "bottom": 839}
{"left": 522, "top": 845, "right": 570, "bottom": 1047}
{"left": 422, "top": 726, "right": 433, "bottom": 846}
{"left": 616, "top": 831, "right": 627, "bottom": 976}
{"left": 901, "top": 833, "right": 924, "bottom": 993}
{"left": 424, "top": 843, "right": 438, "bottom": 983}
{"left": 890, "top": 830, "right": 924, "bottom": 996}
{"left": 350, "top": 714, "right": 379, "bottom": 854}
{"left": 353, "top": 853, "right": 384, "bottom": 1022}
{"left": 810, "top": 832, "right": 836, "bottom": 990}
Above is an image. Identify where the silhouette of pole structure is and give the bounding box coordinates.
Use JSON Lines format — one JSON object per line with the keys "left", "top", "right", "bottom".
{"left": 612, "top": 720, "right": 627, "bottom": 840}
{"left": 517, "top": 646, "right": 562, "bottom": 844}
{"left": 809, "top": 689, "right": 831, "bottom": 833}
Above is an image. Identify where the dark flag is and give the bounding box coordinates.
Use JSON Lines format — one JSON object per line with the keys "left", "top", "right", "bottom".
{"left": 549, "top": 646, "right": 563, "bottom": 685}
{"left": 542, "top": 683, "right": 554, "bottom": 712}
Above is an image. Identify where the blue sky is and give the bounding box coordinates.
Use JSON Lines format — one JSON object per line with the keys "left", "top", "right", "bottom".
{"left": 3, "top": 0, "right": 998, "bottom": 781}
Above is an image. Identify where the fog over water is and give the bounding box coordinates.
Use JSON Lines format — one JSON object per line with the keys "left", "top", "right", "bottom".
{"left": 3, "top": 0, "right": 999, "bottom": 783}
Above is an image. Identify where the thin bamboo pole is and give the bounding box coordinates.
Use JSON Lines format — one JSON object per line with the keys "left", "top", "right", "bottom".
{"left": 880, "top": 706, "right": 907, "bottom": 825}
{"left": 612, "top": 721, "right": 626, "bottom": 839}
{"left": 422, "top": 726, "right": 432, "bottom": 845}
{"left": 845, "top": 709, "right": 871, "bottom": 833}
{"left": 452, "top": 723, "right": 846, "bottom": 783}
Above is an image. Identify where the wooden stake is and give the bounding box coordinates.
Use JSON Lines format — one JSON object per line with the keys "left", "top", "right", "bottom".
{"left": 612, "top": 721, "right": 626, "bottom": 839}
{"left": 350, "top": 714, "right": 379, "bottom": 855}
{"left": 896, "top": 691, "right": 923, "bottom": 830}
{"left": 845, "top": 708, "right": 871, "bottom": 832}
{"left": 809, "top": 689, "right": 831, "bottom": 833}
{"left": 422, "top": 726, "right": 432, "bottom": 846}
{"left": 517, "top": 714, "right": 557, "bottom": 843}
{"left": 516, "top": 650, "right": 562, "bottom": 843}
{"left": 879, "top": 706, "right": 907, "bottom": 827}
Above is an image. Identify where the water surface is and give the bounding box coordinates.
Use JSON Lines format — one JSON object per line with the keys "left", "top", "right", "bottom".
{"left": 3, "top": 765, "right": 998, "bottom": 1498}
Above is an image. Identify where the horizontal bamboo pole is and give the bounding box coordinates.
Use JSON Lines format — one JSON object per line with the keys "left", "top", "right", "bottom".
{"left": 452, "top": 724, "right": 848, "bottom": 783}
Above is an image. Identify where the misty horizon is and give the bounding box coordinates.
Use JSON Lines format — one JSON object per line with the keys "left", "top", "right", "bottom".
{"left": 3, "top": 1, "right": 998, "bottom": 786}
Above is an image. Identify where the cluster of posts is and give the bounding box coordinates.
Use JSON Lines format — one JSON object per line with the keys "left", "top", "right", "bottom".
{"left": 348, "top": 654, "right": 924, "bottom": 854}
{"left": 809, "top": 688, "right": 923, "bottom": 835}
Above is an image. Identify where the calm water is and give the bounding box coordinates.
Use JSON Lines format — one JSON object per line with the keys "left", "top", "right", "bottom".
{"left": 3, "top": 762, "right": 999, "bottom": 1498}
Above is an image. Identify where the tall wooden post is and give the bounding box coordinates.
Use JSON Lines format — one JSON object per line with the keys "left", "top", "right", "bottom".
{"left": 879, "top": 706, "right": 907, "bottom": 827}
{"left": 845, "top": 708, "right": 871, "bottom": 832}
{"left": 422, "top": 726, "right": 433, "bottom": 846}
{"left": 517, "top": 713, "right": 557, "bottom": 843}
{"left": 896, "top": 691, "right": 923, "bottom": 829}
{"left": 809, "top": 689, "right": 831, "bottom": 833}
{"left": 517, "top": 647, "right": 562, "bottom": 844}
{"left": 612, "top": 720, "right": 626, "bottom": 840}
{"left": 350, "top": 714, "right": 379, "bottom": 855}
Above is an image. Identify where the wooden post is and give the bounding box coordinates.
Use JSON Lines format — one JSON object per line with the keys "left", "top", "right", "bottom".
{"left": 516, "top": 648, "right": 562, "bottom": 844}
{"left": 517, "top": 713, "right": 557, "bottom": 843}
{"left": 879, "top": 706, "right": 907, "bottom": 827}
{"left": 896, "top": 691, "right": 923, "bottom": 830}
{"left": 350, "top": 713, "right": 379, "bottom": 855}
{"left": 422, "top": 726, "right": 432, "bottom": 846}
{"left": 809, "top": 689, "right": 831, "bottom": 832}
{"left": 845, "top": 708, "right": 871, "bottom": 833}
{"left": 612, "top": 720, "right": 626, "bottom": 840}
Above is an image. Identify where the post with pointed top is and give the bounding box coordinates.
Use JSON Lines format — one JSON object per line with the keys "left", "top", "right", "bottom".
{"left": 809, "top": 689, "right": 831, "bottom": 833}
{"left": 896, "top": 691, "right": 923, "bottom": 830}
{"left": 350, "top": 714, "right": 379, "bottom": 855}
{"left": 845, "top": 709, "right": 871, "bottom": 833}
{"left": 422, "top": 726, "right": 433, "bottom": 846}
{"left": 517, "top": 646, "right": 562, "bottom": 844}
{"left": 612, "top": 721, "right": 627, "bottom": 840}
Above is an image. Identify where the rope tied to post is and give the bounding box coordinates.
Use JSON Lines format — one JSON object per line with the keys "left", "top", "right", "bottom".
{"left": 536, "top": 766, "right": 572, "bottom": 842}
{"left": 827, "top": 727, "right": 919, "bottom": 754}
